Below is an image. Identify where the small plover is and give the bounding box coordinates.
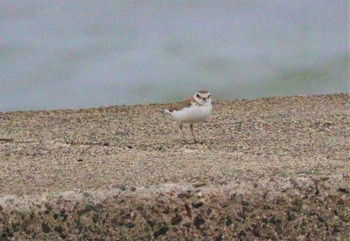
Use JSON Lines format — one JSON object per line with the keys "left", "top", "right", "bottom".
{"left": 164, "top": 89, "right": 212, "bottom": 143}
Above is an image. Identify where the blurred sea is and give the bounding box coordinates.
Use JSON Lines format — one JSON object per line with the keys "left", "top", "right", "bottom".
{"left": 0, "top": 0, "right": 348, "bottom": 111}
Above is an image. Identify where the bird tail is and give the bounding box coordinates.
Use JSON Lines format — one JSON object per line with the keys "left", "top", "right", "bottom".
{"left": 164, "top": 109, "right": 171, "bottom": 114}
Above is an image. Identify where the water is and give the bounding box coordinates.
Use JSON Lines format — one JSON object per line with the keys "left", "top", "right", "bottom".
{"left": 0, "top": 0, "right": 348, "bottom": 111}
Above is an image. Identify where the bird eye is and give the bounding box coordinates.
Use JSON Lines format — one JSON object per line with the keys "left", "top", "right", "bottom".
{"left": 208, "top": 94, "right": 211, "bottom": 98}
{"left": 196, "top": 93, "right": 200, "bottom": 98}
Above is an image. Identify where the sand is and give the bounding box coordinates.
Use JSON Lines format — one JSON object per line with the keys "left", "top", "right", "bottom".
{"left": 0, "top": 93, "right": 349, "bottom": 240}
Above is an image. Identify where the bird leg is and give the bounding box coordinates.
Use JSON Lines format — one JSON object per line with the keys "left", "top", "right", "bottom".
{"left": 179, "top": 123, "right": 186, "bottom": 142}
{"left": 190, "top": 124, "right": 198, "bottom": 143}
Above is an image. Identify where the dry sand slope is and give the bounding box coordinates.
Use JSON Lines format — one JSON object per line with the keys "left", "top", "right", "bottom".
{"left": 0, "top": 93, "right": 349, "bottom": 240}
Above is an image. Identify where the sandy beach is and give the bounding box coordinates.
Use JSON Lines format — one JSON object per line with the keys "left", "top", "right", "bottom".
{"left": 0, "top": 93, "right": 349, "bottom": 240}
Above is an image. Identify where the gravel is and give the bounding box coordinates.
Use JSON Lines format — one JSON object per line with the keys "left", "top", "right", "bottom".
{"left": 0, "top": 93, "right": 349, "bottom": 240}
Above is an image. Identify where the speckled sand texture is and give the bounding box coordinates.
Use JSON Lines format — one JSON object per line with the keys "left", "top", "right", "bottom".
{"left": 0, "top": 93, "right": 349, "bottom": 240}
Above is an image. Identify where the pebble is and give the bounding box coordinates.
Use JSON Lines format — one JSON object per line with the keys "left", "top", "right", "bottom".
{"left": 171, "top": 213, "right": 182, "bottom": 225}
{"left": 193, "top": 182, "right": 207, "bottom": 188}
{"left": 178, "top": 192, "right": 191, "bottom": 199}
{"left": 125, "top": 222, "right": 135, "bottom": 229}
{"left": 194, "top": 214, "right": 205, "bottom": 229}
{"left": 338, "top": 187, "right": 349, "bottom": 194}
{"left": 41, "top": 223, "right": 50, "bottom": 233}
{"left": 191, "top": 201, "right": 204, "bottom": 209}
{"left": 154, "top": 226, "right": 169, "bottom": 238}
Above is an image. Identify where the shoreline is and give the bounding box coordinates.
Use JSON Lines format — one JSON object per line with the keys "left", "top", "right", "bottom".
{"left": 0, "top": 93, "right": 349, "bottom": 239}
{"left": 1, "top": 92, "right": 346, "bottom": 114}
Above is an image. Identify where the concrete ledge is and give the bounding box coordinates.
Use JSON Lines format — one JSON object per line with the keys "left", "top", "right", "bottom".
{"left": 1, "top": 175, "right": 349, "bottom": 240}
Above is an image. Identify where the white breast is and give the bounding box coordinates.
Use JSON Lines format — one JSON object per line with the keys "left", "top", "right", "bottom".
{"left": 170, "top": 104, "right": 212, "bottom": 124}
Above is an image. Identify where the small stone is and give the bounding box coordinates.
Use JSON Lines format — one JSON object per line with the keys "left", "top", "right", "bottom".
{"left": 94, "top": 203, "right": 104, "bottom": 212}
{"left": 130, "top": 187, "right": 136, "bottom": 192}
{"left": 77, "top": 158, "right": 83, "bottom": 162}
{"left": 125, "top": 222, "right": 135, "bottom": 229}
{"left": 53, "top": 225, "right": 63, "bottom": 233}
{"left": 320, "top": 177, "right": 330, "bottom": 181}
{"left": 225, "top": 216, "right": 232, "bottom": 226}
{"left": 191, "top": 201, "right": 204, "bottom": 209}
{"left": 171, "top": 213, "right": 182, "bottom": 225}
{"left": 276, "top": 224, "right": 283, "bottom": 235}
{"left": 92, "top": 214, "right": 99, "bottom": 223}
{"left": 44, "top": 203, "right": 52, "bottom": 211}
{"left": 42, "top": 223, "right": 50, "bottom": 233}
{"left": 230, "top": 193, "right": 237, "bottom": 201}
{"left": 147, "top": 220, "right": 156, "bottom": 227}
{"left": 269, "top": 216, "right": 282, "bottom": 224}
{"left": 194, "top": 214, "right": 205, "bottom": 229}
{"left": 238, "top": 230, "right": 246, "bottom": 237}
{"left": 287, "top": 211, "right": 296, "bottom": 221}
{"left": 207, "top": 208, "right": 212, "bottom": 215}
{"left": 154, "top": 226, "right": 169, "bottom": 238}
{"left": 241, "top": 200, "right": 250, "bottom": 206}
{"left": 253, "top": 226, "right": 260, "bottom": 237}
{"left": 336, "top": 198, "right": 345, "bottom": 205}
{"left": 155, "top": 146, "right": 163, "bottom": 151}
{"left": 338, "top": 187, "right": 349, "bottom": 194}
{"left": 193, "top": 182, "right": 206, "bottom": 188}
{"left": 318, "top": 216, "right": 326, "bottom": 223}
{"left": 315, "top": 186, "right": 320, "bottom": 196}
{"left": 238, "top": 211, "right": 246, "bottom": 219}
{"left": 178, "top": 192, "right": 191, "bottom": 199}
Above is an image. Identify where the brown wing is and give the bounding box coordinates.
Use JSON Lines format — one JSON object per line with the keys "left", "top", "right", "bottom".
{"left": 168, "top": 97, "right": 196, "bottom": 112}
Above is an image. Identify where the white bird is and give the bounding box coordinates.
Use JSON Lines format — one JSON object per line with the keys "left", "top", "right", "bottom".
{"left": 164, "top": 89, "right": 212, "bottom": 143}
